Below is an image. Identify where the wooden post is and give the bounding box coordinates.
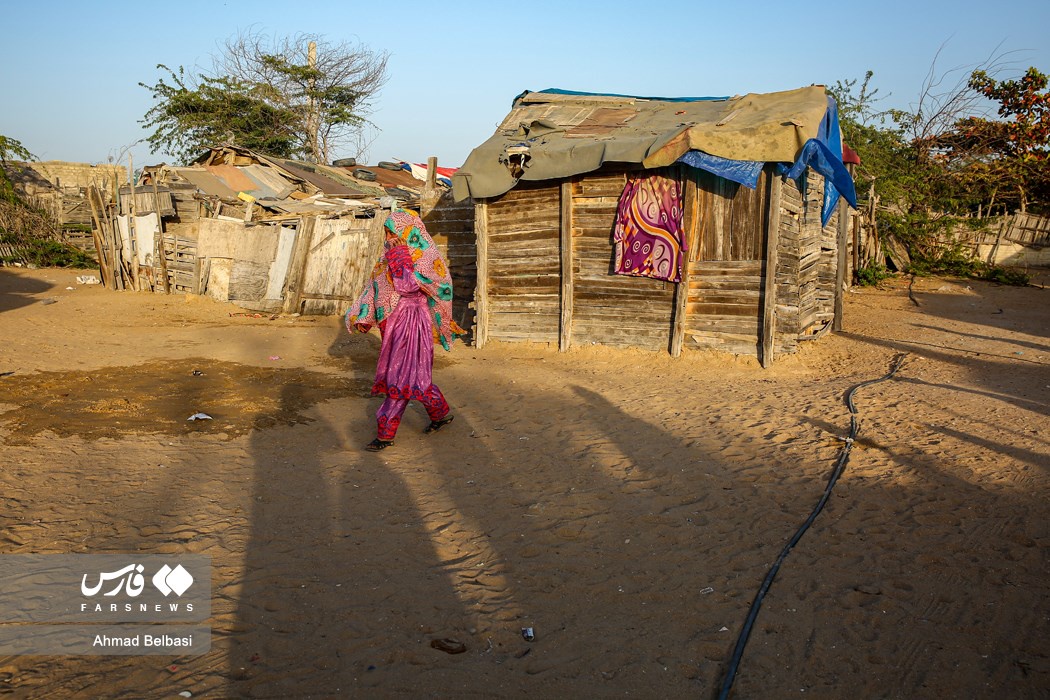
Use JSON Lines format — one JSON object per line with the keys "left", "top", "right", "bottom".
{"left": 988, "top": 215, "right": 1009, "bottom": 265}
{"left": 426, "top": 156, "right": 438, "bottom": 191}
{"left": 474, "top": 201, "right": 489, "bottom": 349}
{"left": 848, "top": 163, "right": 859, "bottom": 277}
{"left": 760, "top": 171, "right": 783, "bottom": 368}
{"left": 421, "top": 156, "right": 441, "bottom": 217}
{"left": 671, "top": 169, "right": 698, "bottom": 357}
{"left": 833, "top": 189, "right": 850, "bottom": 332}
{"left": 282, "top": 216, "right": 318, "bottom": 314}
{"left": 127, "top": 153, "right": 140, "bottom": 291}
{"left": 152, "top": 176, "right": 170, "bottom": 293}
{"left": 86, "top": 186, "right": 113, "bottom": 289}
{"left": 559, "top": 181, "right": 574, "bottom": 351}
{"left": 96, "top": 187, "right": 123, "bottom": 291}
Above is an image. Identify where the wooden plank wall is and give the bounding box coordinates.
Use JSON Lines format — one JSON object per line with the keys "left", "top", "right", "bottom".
{"left": 160, "top": 233, "right": 198, "bottom": 294}
{"left": 999, "top": 212, "right": 1050, "bottom": 245}
{"left": 969, "top": 212, "right": 1050, "bottom": 246}
{"left": 423, "top": 190, "right": 477, "bottom": 341}
{"left": 484, "top": 182, "right": 561, "bottom": 342}
{"left": 683, "top": 169, "right": 767, "bottom": 355}
{"left": 299, "top": 217, "right": 382, "bottom": 315}
{"left": 775, "top": 171, "right": 838, "bottom": 355}
{"left": 478, "top": 165, "right": 846, "bottom": 359}
{"left": 570, "top": 172, "right": 676, "bottom": 350}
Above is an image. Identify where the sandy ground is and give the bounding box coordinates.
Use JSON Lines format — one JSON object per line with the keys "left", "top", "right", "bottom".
{"left": 0, "top": 266, "right": 1047, "bottom": 699}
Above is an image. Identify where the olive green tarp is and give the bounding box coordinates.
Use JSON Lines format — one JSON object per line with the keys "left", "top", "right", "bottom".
{"left": 452, "top": 85, "right": 830, "bottom": 201}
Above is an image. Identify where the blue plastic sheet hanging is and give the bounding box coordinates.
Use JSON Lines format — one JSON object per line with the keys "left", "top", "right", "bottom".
{"left": 675, "top": 96, "right": 858, "bottom": 227}
{"left": 678, "top": 151, "right": 764, "bottom": 189}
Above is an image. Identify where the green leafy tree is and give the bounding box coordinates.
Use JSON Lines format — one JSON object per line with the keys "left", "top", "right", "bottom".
{"left": 0, "top": 134, "right": 35, "bottom": 204}
{"left": 832, "top": 62, "right": 1046, "bottom": 282}
{"left": 0, "top": 134, "right": 92, "bottom": 267}
{"left": 140, "top": 65, "right": 300, "bottom": 163}
{"left": 932, "top": 67, "right": 1050, "bottom": 213}
{"left": 0, "top": 134, "right": 33, "bottom": 163}
{"left": 141, "top": 31, "right": 388, "bottom": 164}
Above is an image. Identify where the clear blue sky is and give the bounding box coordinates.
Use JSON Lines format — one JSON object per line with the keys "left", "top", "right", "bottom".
{"left": 3, "top": 0, "right": 1048, "bottom": 171}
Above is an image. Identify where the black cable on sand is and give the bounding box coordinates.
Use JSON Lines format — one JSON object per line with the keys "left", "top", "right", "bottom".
{"left": 716, "top": 353, "right": 908, "bottom": 699}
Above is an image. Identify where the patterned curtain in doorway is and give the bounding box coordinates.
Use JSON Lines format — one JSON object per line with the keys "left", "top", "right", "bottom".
{"left": 612, "top": 171, "right": 685, "bottom": 282}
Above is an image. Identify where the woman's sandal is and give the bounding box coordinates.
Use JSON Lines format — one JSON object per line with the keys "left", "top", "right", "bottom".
{"left": 424, "top": 415, "right": 455, "bottom": 434}
{"left": 365, "top": 438, "right": 394, "bottom": 451}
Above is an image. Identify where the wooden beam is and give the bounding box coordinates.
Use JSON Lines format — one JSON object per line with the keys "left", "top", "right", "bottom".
{"left": 559, "top": 181, "right": 574, "bottom": 351}
{"left": 152, "top": 177, "right": 170, "bottom": 293}
{"left": 127, "top": 153, "right": 141, "bottom": 292}
{"left": 281, "top": 216, "right": 317, "bottom": 314}
{"left": 426, "top": 156, "right": 438, "bottom": 191}
{"left": 833, "top": 186, "right": 850, "bottom": 332}
{"left": 421, "top": 156, "right": 441, "bottom": 216}
{"left": 671, "top": 169, "right": 699, "bottom": 357}
{"left": 761, "top": 171, "right": 783, "bottom": 368}
{"left": 474, "top": 201, "right": 489, "bottom": 348}
{"left": 848, "top": 164, "right": 859, "bottom": 279}
{"left": 86, "top": 186, "right": 113, "bottom": 289}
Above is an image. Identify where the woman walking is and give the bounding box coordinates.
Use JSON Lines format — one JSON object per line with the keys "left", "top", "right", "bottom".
{"left": 347, "top": 208, "right": 464, "bottom": 451}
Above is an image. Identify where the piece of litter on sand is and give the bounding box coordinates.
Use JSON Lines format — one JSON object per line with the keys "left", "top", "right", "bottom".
{"left": 269, "top": 355, "right": 281, "bottom": 361}
{"left": 719, "top": 626, "right": 730, "bottom": 632}
{"left": 700, "top": 587, "right": 715, "bottom": 595}
{"left": 76, "top": 275, "right": 101, "bottom": 284}
{"left": 429, "top": 638, "right": 467, "bottom": 654}
{"left": 178, "top": 693, "right": 192, "bottom": 698}
{"left": 66, "top": 286, "right": 75, "bottom": 290}
{"left": 40, "top": 299, "right": 57, "bottom": 305}
{"left": 187, "top": 413, "right": 212, "bottom": 421}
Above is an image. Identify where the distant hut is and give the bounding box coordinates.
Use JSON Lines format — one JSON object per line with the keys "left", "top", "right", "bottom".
{"left": 451, "top": 86, "right": 858, "bottom": 365}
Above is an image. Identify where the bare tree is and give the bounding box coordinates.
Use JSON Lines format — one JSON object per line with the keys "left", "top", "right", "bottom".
{"left": 900, "top": 41, "right": 1019, "bottom": 148}
{"left": 215, "top": 29, "right": 389, "bottom": 163}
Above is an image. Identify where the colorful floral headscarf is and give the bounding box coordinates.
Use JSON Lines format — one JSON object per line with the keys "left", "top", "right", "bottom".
{"left": 347, "top": 209, "right": 465, "bottom": 351}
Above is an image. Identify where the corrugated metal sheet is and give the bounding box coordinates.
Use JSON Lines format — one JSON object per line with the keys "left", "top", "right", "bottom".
{"left": 175, "top": 168, "right": 238, "bottom": 199}
{"left": 205, "top": 164, "right": 259, "bottom": 195}
{"left": 240, "top": 165, "right": 295, "bottom": 199}
{"left": 275, "top": 160, "right": 360, "bottom": 196}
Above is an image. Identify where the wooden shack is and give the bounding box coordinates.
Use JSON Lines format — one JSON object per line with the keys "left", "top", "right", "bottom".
{"left": 452, "top": 87, "right": 857, "bottom": 365}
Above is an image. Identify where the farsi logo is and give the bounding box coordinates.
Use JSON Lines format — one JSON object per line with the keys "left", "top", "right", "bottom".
{"left": 152, "top": 564, "right": 194, "bottom": 596}
{"left": 81, "top": 564, "right": 146, "bottom": 597}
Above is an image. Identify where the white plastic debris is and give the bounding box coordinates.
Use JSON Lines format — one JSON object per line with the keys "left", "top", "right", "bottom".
{"left": 187, "top": 413, "right": 213, "bottom": 421}
{"left": 76, "top": 275, "right": 101, "bottom": 284}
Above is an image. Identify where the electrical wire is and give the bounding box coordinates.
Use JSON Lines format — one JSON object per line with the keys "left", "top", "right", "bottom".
{"left": 716, "top": 352, "right": 908, "bottom": 699}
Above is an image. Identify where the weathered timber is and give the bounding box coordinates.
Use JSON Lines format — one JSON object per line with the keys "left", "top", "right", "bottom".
{"left": 560, "top": 181, "right": 574, "bottom": 351}
{"left": 761, "top": 173, "right": 783, "bottom": 367}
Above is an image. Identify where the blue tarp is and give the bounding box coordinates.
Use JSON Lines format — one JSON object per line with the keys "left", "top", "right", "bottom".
{"left": 530, "top": 88, "right": 728, "bottom": 103}
{"left": 678, "top": 150, "right": 764, "bottom": 188}
{"left": 678, "top": 96, "right": 857, "bottom": 227}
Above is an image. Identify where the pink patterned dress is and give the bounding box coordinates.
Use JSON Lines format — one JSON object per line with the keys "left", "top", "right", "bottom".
{"left": 371, "top": 245, "right": 449, "bottom": 440}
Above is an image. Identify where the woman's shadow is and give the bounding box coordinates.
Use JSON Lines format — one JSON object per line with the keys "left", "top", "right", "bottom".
{"left": 227, "top": 328, "right": 472, "bottom": 696}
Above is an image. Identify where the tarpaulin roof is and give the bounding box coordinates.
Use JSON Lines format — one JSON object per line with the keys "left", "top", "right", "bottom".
{"left": 452, "top": 85, "right": 834, "bottom": 202}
